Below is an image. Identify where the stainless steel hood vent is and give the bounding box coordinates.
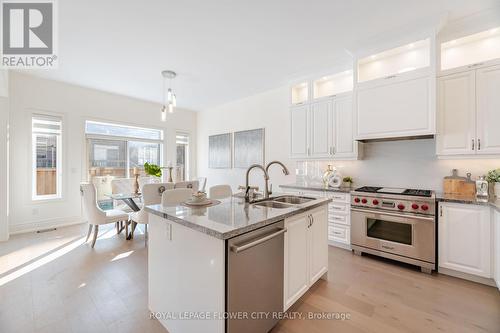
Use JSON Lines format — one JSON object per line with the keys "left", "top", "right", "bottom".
{"left": 356, "top": 134, "right": 434, "bottom": 143}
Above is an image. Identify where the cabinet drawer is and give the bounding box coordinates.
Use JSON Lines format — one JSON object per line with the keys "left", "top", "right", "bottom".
{"left": 325, "top": 192, "right": 349, "bottom": 203}
{"left": 328, "top": 224, "right": 350, "bottom": 245}
{"left": 328, "top": 202, "right": 349, "bottom": 215}
{"left": 328, "top": 213, "right": 350, "bottom": 226}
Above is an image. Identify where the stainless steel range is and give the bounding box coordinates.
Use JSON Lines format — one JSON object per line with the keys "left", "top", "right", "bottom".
{"left": 350, "top": 186, "right": 436, "bottom": 274}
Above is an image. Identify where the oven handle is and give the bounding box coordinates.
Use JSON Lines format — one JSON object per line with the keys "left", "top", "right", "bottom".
{"left": 351, "top": 208, "right": 435, "bottom": 222}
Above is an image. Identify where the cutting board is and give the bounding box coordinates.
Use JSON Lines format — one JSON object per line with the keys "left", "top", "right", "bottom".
{"left": 443, "top": 178, "right": 475, "bottom": 196}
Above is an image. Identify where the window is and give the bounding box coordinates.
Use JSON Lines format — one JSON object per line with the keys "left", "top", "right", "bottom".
{"left": 176, "top": 132, "right": 189, "bottom": 181}
{"left": 85, "top": 121, "right": 163, "bottom": 203}
{"left": 32, "top": 115, "right": 62, "bottom": 200}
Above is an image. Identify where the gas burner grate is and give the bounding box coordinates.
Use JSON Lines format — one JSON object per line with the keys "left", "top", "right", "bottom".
{"left": 402, "top": 189, "right": 432, "bottom": 197}
{"left": 355, "top": 186, "right": 383, "bottom": 193}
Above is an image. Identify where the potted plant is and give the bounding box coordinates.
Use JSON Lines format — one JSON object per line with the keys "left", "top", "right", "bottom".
{"left": 343, "top": 176, "right": 353, "bottom": 188}
{"left": 144, "top": 162, "right": 163, "bottom": 178}
{"left": 486, "top": 168, "right": 500, "bottom": 197}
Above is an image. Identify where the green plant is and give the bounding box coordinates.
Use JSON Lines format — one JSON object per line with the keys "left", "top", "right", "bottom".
{"left": 486, "top": 168, "right": 500, "bottom": 183}
{"left": 144, "top": 162, "right": 163, "bottom": 178}
{"left": 343, "top": 176, "right": 353, "bottom": 184}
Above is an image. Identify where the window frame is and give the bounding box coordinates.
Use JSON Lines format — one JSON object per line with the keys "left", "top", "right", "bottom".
{"left": 31, "top": 114, "right": 63, "bottom": 201}
{"left": 176, "top": 131, "right": 190, "bottom": 181}
{"left": 84, "top": 119, "right": 164, "bottom": 181}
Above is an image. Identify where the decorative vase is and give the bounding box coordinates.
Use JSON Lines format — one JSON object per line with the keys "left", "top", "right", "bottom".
{"left": 495, "top": 182, "right": 500, "bottom": 198}
{"left": 322, "top": 165, "right": 334, "bottom": 188}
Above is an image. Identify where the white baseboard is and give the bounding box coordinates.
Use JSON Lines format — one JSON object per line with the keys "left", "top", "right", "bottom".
{"left": 9, "top": 216, "right": 84, "bottom": 235}
{"left": 328, "top": 241, "right": 351, "bottom": 251}
{"left": 438, "top": 267, "right": 497, "bottom": 287}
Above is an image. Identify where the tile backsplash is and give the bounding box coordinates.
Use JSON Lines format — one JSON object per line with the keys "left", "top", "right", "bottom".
{"left": 295, "top": 140, "right": 500, "bottom": 191}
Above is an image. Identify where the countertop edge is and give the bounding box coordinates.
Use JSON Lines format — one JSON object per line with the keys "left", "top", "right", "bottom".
{"left": 279, "top": 183, "right": 353, "bottom": 193}
{"left": 436, "top": 197, "right": 500, "bottom": 212}
{"left": 145, "top": 198, "right": 332, "bottom": 240}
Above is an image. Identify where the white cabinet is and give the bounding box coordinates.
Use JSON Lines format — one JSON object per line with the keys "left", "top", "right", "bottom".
{"left": 283, "top": 212, "right": 309, "bottom": 310}
{"left": 494, "top": 209, "right": 500, "bottom": 290}
{"left": 439, "top": 202, "right": 492, "bottom": 278}
{"left": 333, "top": 94, "right": 357, "bottom": 158}
{"left": 290, "top": 105, "right": 309, "bottom": 158}
{"left": 308, "top": 207, "right": 329, "bottom": 284}
{"left": 284, "top": 206, "right": 328, "bottom": 311}
{"left": 436, "top": 71, "right": 476, "bottom": 155}
{"left": 310, "top": 100, "right": 332, "bottom": 158}
{"left": 437, "top": 64, "right": 500, "bottom": 156}
{"left": 476, "top": 64, "right": 500, "bottom": 154}
{"left": 355, "top": 70, "right": 435, "bottom": 140}
{"left": 326, "top": 192, "right": 351, "bottom": 249}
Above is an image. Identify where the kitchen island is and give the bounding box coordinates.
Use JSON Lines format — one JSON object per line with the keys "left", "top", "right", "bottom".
{"left": 145, "top": 194, "right": 331, "bottom": 333}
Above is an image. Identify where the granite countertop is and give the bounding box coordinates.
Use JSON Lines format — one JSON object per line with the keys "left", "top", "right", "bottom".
{"left": 280, "top": 182, "right": 353, "bottom": 193}
{"left": 145, "top": 195, "right": 331, "bottom": 240}
{"left": 435, "top": 192, "right": 500, "bottom": 212}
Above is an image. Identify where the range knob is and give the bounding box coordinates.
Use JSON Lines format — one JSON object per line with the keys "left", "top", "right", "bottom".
{"left": 354, "top": 197, "right": 360, "bottom": 203}
{"left": 421, "top": 204, "right": 429, "bottom": 211}
{"left": 397, "top": 204, "right": 405, "bottom": 210}
{"left": 412, "top": 203, "right": 419, "bottom": 210}
{"left": 372, "top": 199, "right": 379, "bottom": 205}
{"left": 361, "top": 198, "right": 368, "bottom": 204}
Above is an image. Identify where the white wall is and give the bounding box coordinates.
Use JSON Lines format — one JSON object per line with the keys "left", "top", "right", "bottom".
{"left": 0, "top": 70, "right": 9, "bottom": 241}
{"left": 197, "top": 86, "right": 295, "bottom": 193}
{"left": 197, "top": 85, "right": 500, "bottom": 194}
{"left": 8, "top": 72, "right": 197, "bottom": 234}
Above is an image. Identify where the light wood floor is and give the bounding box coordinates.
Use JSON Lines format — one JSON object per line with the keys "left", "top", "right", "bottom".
{"left": 1, "top": 224, "right": 499, "bottom": 333}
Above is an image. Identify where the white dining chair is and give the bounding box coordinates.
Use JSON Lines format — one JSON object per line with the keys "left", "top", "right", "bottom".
{"left": 209, "top": 184, "right": 233, "bottom": 199}
{"left": 80, "top": 183, "right": 129, "bottom": 248}
{"left": 161, "top": 188, "right": 193, "bottom": 207}
{"left": 174, "top": 180, "right": 199, "bottom": 192}
{"left": 197, "top": 177, "right": 207, "bottom": 192}
{"left": 129, "top": 182, "right": 173, "bottom": 245}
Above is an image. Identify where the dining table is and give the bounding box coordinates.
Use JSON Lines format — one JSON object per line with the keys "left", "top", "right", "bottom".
{"left": 106, "top": 192, "right": 142, "bottom": 239}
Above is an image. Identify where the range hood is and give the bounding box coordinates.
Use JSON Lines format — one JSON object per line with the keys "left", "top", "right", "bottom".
{"left": 356, "top": 134, "right": 434, "bottom": 143}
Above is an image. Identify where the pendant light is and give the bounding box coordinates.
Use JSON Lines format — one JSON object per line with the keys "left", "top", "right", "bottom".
{"left": 161, "top": 70, "right": 177, "bottom": 121}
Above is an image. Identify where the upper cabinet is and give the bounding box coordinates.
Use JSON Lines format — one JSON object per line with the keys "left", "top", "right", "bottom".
{"left": 290, "top": 82, "right": 309, "bottom": 105}
{"left": 437, "top": 27, "right": 500, "bottom": 157}
{"left": 440, "top": 27, "right": 500, "bottom": 74}
{"left": 289, "top": 71, "right": 360, "bottom": 160}
{"left": 354, "top": 38, "right": 436, "bottom": 141}
{"left": 357, "top": 39, "right": 431, "bottom": 83}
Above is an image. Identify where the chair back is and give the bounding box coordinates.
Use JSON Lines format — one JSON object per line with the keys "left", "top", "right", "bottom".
{"left": 80, "top": 183, "right": 105, "bottom": 224}
{"left": 111, "top": 178, "right": 134, "bottom": 194}
{"left": 209, "top": 185, "right": 233, "bottom": 199}
{"left": 197, "top": 177, "right": 207, "bottom": 192}
{"left": 142, "top": 183, "right": 174, "bottom": 206}
{"left": 162, "top": 188, "right": 193, "bottom": 207}
{"left": 174, "top": 180, "right": 199, "bottom": 192}
{"left": 139, "top": 176, "right": 161, "bottom": 189}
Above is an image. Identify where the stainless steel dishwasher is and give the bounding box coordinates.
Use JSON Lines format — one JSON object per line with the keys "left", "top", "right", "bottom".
{"left": 226, "top": 221, "right": 285, "bottom": 333}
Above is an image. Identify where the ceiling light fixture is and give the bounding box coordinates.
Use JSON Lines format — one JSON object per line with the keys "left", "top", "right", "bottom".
{"left": 161, "top": 70, "right": 177, "bottom": 121}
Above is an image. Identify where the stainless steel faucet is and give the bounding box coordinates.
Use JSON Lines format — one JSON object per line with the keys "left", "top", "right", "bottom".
{"left": 245, "top": 164, "right": 269, "bottom": 202}
{"left": 265, "top": 161, "right": 290, "bottom": 196}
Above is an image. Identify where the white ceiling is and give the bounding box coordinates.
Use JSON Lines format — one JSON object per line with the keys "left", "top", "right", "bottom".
{"left": 28, "top": 0, "right": 499, "bottom": 111}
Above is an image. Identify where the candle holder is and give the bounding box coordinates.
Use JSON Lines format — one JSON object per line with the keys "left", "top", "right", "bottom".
{"left": 134, "top": 173, "right": 140, "bottom": 194}
{"left": 167, "top": 166, "right": 174, "bottom": 183}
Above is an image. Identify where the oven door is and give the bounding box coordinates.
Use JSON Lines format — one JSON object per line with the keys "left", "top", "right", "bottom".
{"left": 351, "top": 208, "right": 435, "bottom": 263}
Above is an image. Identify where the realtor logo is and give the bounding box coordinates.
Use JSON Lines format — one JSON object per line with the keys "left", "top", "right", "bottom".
{"left": 1, "top": 0, "right": 58, "bottom": 68}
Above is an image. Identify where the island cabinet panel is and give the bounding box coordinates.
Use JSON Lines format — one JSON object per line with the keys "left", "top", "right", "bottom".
{"left": 148, "top": 214, "right": 225, "bottom": 333}
{"left": 284, "top": 205, "right": 329, "bottom": 311}
{"left": 495, "top": 209, "right": 500, "bottom": 290}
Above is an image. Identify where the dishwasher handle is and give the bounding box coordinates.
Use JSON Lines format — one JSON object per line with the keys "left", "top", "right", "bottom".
{"left": 230, "top": 228, "right": 286, "bottom": 253}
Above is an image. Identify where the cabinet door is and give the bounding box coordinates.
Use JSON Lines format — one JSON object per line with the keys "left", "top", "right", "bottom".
{"left": 436, "top": 71, "right": 476, "bottom": 155}
{"left": 310, "top": 100, "right": 332, "bottom": 158}
{"left": 355, "top": 72, "right": 434, "bottom": 140}
{"left": 308, "top": 207, "right": 329, "bottom": 285}
{"left": 290, "top": 105, "right": 309, "bottom": 158}
{"left": 495, "top": 210, "right": 500, "bottom": 290}
{"left": 284, "top": 213, "right": 309, "bottom": 311}
{"left": 439, "top": 203, "right": 491, "bottom": 278}
{"left": 332, "top": 94, "right": 357, "bottom": 158}
{"left": 476, "top": 64, "right": 500, "bottom": 154}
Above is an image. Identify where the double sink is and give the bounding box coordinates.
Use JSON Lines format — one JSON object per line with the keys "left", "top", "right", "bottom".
{"left": 251, "top": 195, "right": 315, "bottom": 209}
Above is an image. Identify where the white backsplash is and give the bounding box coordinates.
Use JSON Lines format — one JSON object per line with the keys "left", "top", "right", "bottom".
{"left": 296, "top": 139, "right": 500, "bottom": 191}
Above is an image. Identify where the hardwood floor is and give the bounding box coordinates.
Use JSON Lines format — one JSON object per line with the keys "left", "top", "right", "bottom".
{"left": 0, "top": 224, "right": 499, "bottom": 333}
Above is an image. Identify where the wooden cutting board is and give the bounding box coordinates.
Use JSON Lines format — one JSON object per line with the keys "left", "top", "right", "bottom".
{"left": 443, "top": 178, "right": 475, "bottom": 196}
